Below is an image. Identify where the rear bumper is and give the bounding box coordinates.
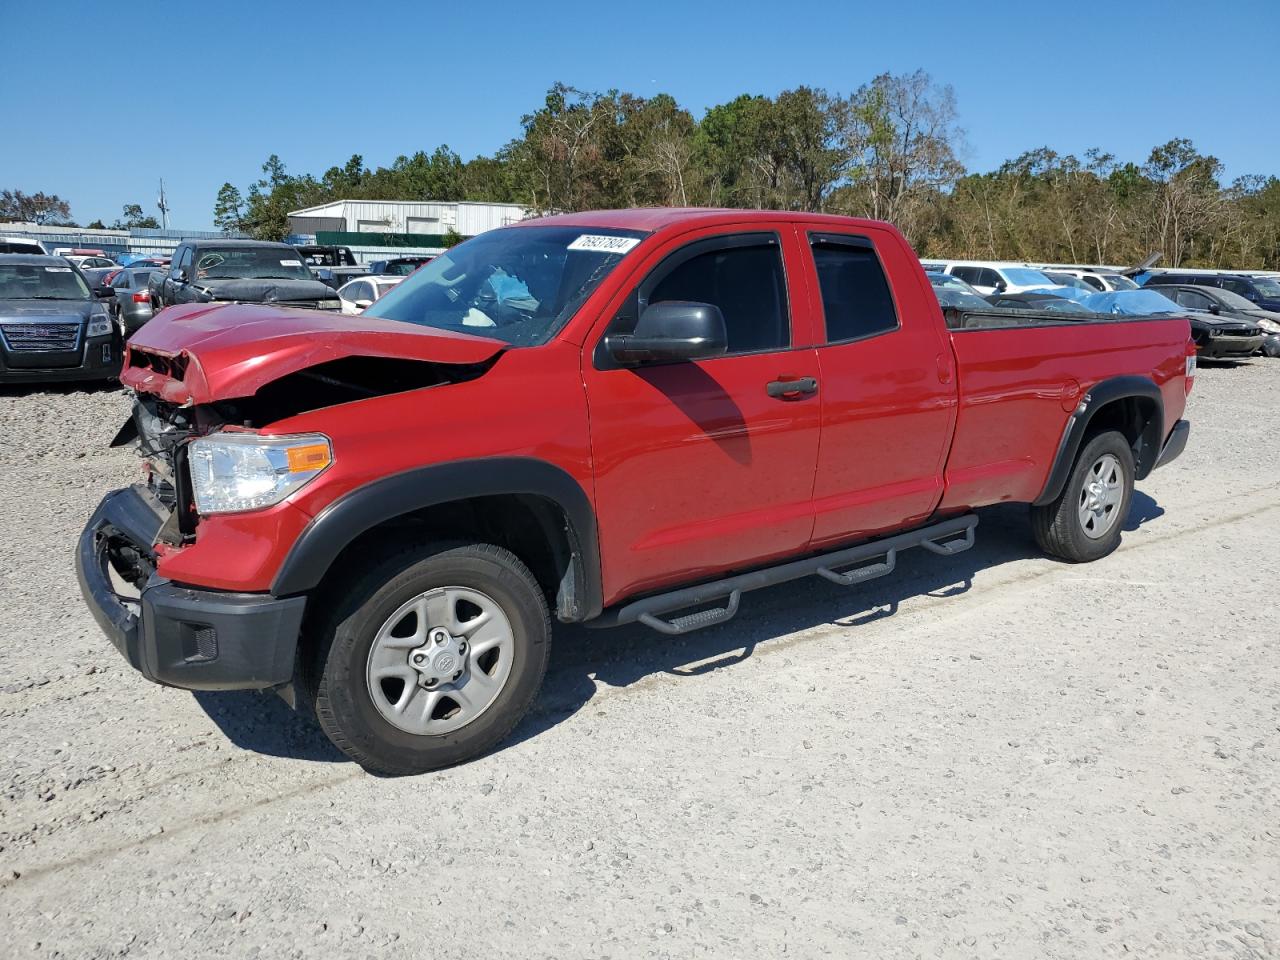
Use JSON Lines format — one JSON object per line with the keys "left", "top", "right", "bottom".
{"left": 1154, "top": 419, "right": 1189, "bottom": 470}
{"left": 76, "top": 486, "right": 306, "bottom": 690}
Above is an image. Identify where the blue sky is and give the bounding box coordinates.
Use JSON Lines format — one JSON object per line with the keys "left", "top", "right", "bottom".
{"left": 3, "top": 0, "right": 1276, "bottom": 230}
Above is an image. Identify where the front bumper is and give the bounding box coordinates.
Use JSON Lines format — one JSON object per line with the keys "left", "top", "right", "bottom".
{"left": 76, "top": 486, "right": 306, "bottom": 690}
{"left": 1196, "top": 333, "right": 1265, "bottom": 359}
{"left": 0, "top": 335, "right": 121, "bottom": 383}
{"left": 1154, "top": 419, "right": 1189, "bottom": 470}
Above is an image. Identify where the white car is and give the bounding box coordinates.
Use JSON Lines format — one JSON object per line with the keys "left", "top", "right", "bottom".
{"left": 65, "top": 255, "right": 117, "bottom": 269}
{"left": 934, "top": 261, "right": 1064, "bottom": 296}
{"left": 336, "top": 276, "right": 403, "bottom": 315}
{"left": 0, "top": 235, "right": 48, "bottom": 255}
{"left": 1038, "top": 268, "right": 1138, "bottom": 293}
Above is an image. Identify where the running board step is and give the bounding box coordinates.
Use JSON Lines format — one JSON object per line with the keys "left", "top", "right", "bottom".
{"left": 639, "top": 591, "right": 741, "bottom": 635}
{"left": 593, "top": 513, "right": 979, "bottom": 636}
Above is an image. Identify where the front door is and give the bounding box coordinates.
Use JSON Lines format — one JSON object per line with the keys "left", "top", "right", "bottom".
{"left": 584, "top": 227, "right": 822, "bottom": 603}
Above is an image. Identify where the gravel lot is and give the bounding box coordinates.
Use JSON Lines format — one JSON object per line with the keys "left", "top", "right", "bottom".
{"left": 1, "top": 362, "right": 1278, "bottom": 960}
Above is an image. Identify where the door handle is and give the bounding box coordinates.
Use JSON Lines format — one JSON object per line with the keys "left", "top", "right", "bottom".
{"left": 766, "top": 376, "right": 818, "bottom": 398}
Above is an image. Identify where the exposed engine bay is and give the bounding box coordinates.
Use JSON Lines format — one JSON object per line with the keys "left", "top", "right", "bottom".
{"left": 112, "top": 352, "right": 502, "bottom": 544}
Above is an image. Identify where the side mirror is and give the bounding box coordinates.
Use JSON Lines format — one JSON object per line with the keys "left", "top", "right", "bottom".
{"left": 353, "top": 298, "right": 373, "bottom": 309}
{"left": 608, "top": 301, "right": 728, "bottom": 365}
{"left": 993, "top": 279, "right": 1008, "bottom": 292}
{"left": 1208, "top": 302, "right": 1221, "bottom": 315}
{"left": 173, "top": 269, "right": 188, "bottom": 283}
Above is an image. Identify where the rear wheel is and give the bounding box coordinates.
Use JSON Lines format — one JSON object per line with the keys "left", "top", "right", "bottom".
{"left": 1031, "top": 430, "right": 1134, "bottom": 563}
{"left": 303, "top": 542, "right": 550, "bottom": 775}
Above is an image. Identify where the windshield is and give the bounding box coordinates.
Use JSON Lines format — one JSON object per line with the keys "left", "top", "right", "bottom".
{"left": 1213, "top": 288, "right": 1257, "bottom": 310}
{"left": 194, "top": 247, "right": 313, "bottom": 281}
{"left": 929, "top": 273, "right": 969, "bottom": 289}
{"left": 0, "top": 263, "right": 91, "bottom": 300}
{"left": 1044, "top": 273, "right": 1092, "bottom": 290}
{"left": 1002, "top": 268, "right": 1054, "bottom": 286}
{"left": 1102, "top": 275, "right": 1138, "bottom": 290}
{"left": 934, "top": 288, "right": 991, "bottom": 311}
{"left": 385, "top": 260, "right": 428, "bottom": 276}
{"left": 1250, "top": 277, "right": 1280, "bottom": 297}
{"left": 364, "top": 226, "right": 648, "bottom": 345}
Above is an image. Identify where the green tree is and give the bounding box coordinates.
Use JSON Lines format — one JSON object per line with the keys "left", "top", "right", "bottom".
{"left": 112, "top": 203, "right": 160, "bottom": 229}
{"left": 213, "top": 182, "right": 246, "bottom": 234}
{"left": 0, "top": 189, "right": 74, "bottom": 225}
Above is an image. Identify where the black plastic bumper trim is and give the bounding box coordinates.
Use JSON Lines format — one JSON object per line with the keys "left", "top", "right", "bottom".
{"left": 77, "top": 487, "right": 306, "bottom": 691}
{"left": 1154, "top": 419, "right": 1190, "bottom": 470}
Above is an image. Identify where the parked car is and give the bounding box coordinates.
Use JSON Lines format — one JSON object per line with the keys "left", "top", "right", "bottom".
{"left": 149, "top": 239, "right": 342, "bottom": 311}
{"left": 934, "top": 261, "right": 1066, "bottom": 295}
{"left": 65, "top": 255, "right": 117, "bottom": 270}
{"left": 336, "top": 275, "right": 404, "bottom": 314}
{"left": 1081, "top": 289, "right": 1264, "bottom": 359}
{"left": 80, "top": 266, "right": 119, "bottom": 301}
{"left": 986, "top": 292, "right": 1093, "bottom": 315}
{"left": 295, "top": 244, "right": 368, "bottom": 289}
{"left": 1042, "top": 271, "right": 1101, "bottom": 292}
{"left": 115, "top": 254, "right": 169, "bottom": 268}
{"left": 108, "top": 267, "right": 159, "bottom": 334}
{"left": 1142, "top": 272, "right": 1280, "bottom": 312}
{"left": 0, "top": 236, "right": 48, "bottom": 255}
{"left": 369, "top": 256, "right": 433, "bottom": 277}
{"left": 1042, "top": 268, "right": 1138, "bottom": 292}
{"left": 78, "top": 209, "right": 1196, "bottom": 775}
{"left": 1144, "top": 282, "right": 1280, "bottom": 358}
{"left": 0, "top": 254, "right": 120, "bottom": 383}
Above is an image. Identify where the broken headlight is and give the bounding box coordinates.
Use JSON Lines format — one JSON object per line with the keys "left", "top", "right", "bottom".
{"left": 187, "top": 432, "right": 332, "bottom": 515}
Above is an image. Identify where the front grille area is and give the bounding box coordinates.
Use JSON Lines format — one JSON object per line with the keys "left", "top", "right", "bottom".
{"left": 128, "top": 347, "right": 189, "bottom": 380}
{"left": 0, "top": 321, "right": 81, "bottom": 353}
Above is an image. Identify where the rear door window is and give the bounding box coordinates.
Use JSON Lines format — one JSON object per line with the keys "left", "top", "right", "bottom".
{"left": 808, "top": 234, "right": 899, "bottom": 343}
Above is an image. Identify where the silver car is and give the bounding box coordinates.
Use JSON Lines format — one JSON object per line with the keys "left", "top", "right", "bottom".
{"left": 109, "top": 268, "right": 158, "bottom": 334}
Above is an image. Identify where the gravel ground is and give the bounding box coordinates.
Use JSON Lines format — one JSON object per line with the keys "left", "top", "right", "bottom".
{"left": 1, "top": 362, "right": 1277, "bottom": 960}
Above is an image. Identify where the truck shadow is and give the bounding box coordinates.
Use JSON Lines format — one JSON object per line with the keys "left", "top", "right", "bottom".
{"left": 190, "top": 496, "right": 1167, "bottom": 768}
{"left": 504, "top": 497, "right": 1160, "bottom": 751}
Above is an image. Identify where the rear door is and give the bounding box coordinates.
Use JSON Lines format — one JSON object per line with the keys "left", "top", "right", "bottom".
{"left": 798, "top": 227, "right": 958, "bottom": 546}
{"left": 583, "top": 226, "right": 822, "bottom": 601}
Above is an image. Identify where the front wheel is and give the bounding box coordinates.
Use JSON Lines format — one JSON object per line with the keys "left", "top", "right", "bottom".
{"left": 303, "top": 542, "right": 551, "bottom": 775}
{"left": 1031, "top": 430, "right": 1135, "bottom": 563}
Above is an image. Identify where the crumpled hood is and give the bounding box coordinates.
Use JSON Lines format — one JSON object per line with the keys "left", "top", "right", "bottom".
{"left": 122, "top": 302, "right": 505, "bottom": 404}
{"left": 190, "top": 277, "right": 339, "bottom": 303}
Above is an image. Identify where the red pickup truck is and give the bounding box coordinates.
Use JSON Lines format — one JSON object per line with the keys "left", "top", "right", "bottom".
{"left": 78, "top": 209, "right": 1194, "bottom": 774}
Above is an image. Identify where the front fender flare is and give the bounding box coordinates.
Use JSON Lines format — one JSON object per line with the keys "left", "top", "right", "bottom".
{"left": 270, "top": 457, "right": 602, "bottom": 621}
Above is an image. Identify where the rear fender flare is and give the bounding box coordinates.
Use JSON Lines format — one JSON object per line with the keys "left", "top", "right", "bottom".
{"left": 1033, "top": 376, "right": 1164, "bottom": 506}
{"left": 271, "top": 458, "right": 602, "bottom": 621}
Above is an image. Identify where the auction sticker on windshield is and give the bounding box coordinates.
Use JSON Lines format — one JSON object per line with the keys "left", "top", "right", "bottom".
{"left": 567, "top": 235, "right": 641, "bottom": 254}
{"left": 280, "top": 259, "right": 302, "bottom": 266}
{"left": 45, "top": 267, "right": 72, "bottom": 272}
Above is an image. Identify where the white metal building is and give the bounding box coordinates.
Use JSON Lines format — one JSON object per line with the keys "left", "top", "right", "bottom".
{"left": 287, "top": 200, "right": 530, "bottom": 238}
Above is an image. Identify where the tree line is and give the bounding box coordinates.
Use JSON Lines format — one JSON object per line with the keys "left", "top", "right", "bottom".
{"left": 0, "top": 190, "right": 159, "bottom": 230}
{"left": 8, "top": 70, "right": 1279, "bottom": 269}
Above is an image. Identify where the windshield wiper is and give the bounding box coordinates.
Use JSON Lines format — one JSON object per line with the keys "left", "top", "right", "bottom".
{"left": 18, "top": 295, "right": 85, "bottom": 300}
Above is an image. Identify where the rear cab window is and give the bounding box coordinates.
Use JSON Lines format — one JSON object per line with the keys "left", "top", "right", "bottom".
{"left": 808, "top": 233, "right": 899, "bottom": 343}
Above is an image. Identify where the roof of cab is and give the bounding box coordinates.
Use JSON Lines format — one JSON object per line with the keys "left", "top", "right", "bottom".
{"left": 510, "top": 207, "right": 895, "bottom": 235}
{"left": 0, "top": 254, "right": 75, "bottom": 266}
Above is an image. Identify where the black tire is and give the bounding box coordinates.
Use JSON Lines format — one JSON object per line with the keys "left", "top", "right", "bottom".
{"left": 302, "top": 542, "right": 550, "bottom": 775}
{"left": 1031, "top": 430, "right": 1134, "bottom": 563}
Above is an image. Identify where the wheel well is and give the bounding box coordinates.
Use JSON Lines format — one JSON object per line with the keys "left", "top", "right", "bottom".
{"left": 1084, "top": 396, "right": 1162, "bottom": 478}
{"left": 313, "top": 494, "right": 583, "bottom": 622}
